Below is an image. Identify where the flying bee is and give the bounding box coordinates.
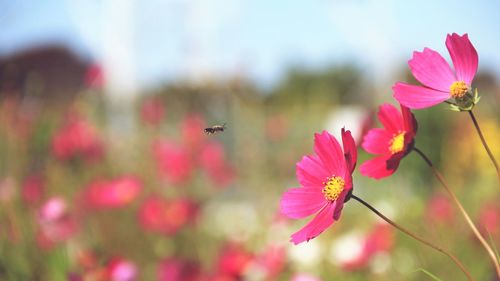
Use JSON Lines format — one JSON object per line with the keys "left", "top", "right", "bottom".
{"left": 204, "top": 123, "right": 226, "bottom": 135}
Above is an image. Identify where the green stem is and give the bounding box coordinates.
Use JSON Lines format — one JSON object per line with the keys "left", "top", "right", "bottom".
{"left": 467, "top": 110, "right": 500, "bottom": 182}
{"left": 351, "top": 194, "right": 474, "bottom": 281}
{"left": 413, "top": 147, "right": 500, "bottom": 279}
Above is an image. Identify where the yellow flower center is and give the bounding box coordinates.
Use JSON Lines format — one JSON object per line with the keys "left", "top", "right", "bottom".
{"left": 449, "top": 81, "right": 469, "bottom": 98}
{"left": 322, "top": 176, "right": 345, "bottom": 201}
{"left": 389, "top": 131, "right": 405, "bottom": 154}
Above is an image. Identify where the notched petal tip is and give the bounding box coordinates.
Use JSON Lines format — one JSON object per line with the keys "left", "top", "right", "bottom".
{"left": 341, "top": 128, "right": 358, "bottom": 173}
{"left": 446, "top": 32, "right": 478, "bottom": 85}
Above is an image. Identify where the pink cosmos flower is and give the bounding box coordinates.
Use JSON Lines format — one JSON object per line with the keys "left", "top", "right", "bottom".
{"left": 426, "top": 193, "right": 454, "bottom": 224}
{"left": 51, "top": 114, "right": 104, "bottom": 162}
{"left": 479, "top": 203, "right": 500, "bottom": 236}
{"left": 393, "top": 33, "right": 478, "bottom": 109}
{"left": 200, "top": 141, "right": 235, "bottom": 187}
{"left": 157, "top": 258, "right": 203, "bottom": 281}
{"left": 280, "top": 129, "right": 357, "bottom": 244}
{"left": 37, "top": 197, "right": 78, "bottom": 249}
{"left": 216, "top": 243, "right": 254, "bottom": 278}
{"left": 181, "top": 114, "right": 207, "bottom": 149}
{"left": 84, "top": 176, "right": 143, "bottom": 209}
{"left": 140, "top": 97, "right": 165, "bottom": 126}
{"left": 255, "top": 246, "right": 285, "bottom": 280}
{"left": 21, "top": 174, "right": 45, "bottom": 205}
{"left": 342, "top": 223, "right": 394, "bottom": 271}
{"left": 360, "top": 103, "right": 417, "bottom": 179}
{"left": 106, "top": 257, "right": 138, "bottom": 281}
{"left": 138, "top": 195, "right": 198, "bottom": 235}
{"left": 153, "top": 140, "right": 193, "bottom": 185}
{"left": 85, "top": 63, "right": 105, "bottom": 89}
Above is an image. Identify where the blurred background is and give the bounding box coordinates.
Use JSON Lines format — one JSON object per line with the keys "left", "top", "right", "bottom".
{"left": 0, "top": 0, "right": 499, "bottom": 280}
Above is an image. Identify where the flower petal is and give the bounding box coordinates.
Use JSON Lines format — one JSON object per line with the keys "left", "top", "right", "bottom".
{"left": 296, "top": 155, "right": 329, "bottom": 188}
{"left": 359, "top": 154, "right": 401, "bottom": 179}
{"left": 446, "top": 33, "right": 478, "bottom": 85}
{"left": 290, "top": 203, "right": 336, "bottom": 244}
{"left": 401, "top": 104, "right": 418, "bottom": 136}
{"left": 280, "top": 187, "right": 326, "bottom": 219}
{"left": 393, "top": 82, "right": 450, "bottom": 109}
{"left": 333, "top": 191, "right": 349, "bottom": 220}
{"left": 362, "top": 128, "right": 391, "bottom": 155}
{"left": 408, "top": 47, "right": 456, "bottom": 92}
{"left": 377, "top": 103, "right": 404, "bottom": 133}
{"left": 341, "top": 128, "right": 357, "bottom": 174}
{"left": 314, "top": 131, "right": 346, "bottom": 177}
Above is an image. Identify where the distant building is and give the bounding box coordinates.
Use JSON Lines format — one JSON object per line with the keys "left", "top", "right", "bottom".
{"left": 0, "top": 45, "right": 90, "bottom": 102}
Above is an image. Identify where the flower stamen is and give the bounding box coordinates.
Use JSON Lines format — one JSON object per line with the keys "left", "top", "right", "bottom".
{"left": 450, "top": 81, "right": 469, "bottom": 98}
{"left": 389, "top": 131, "right": 405, "bottom": 154}
{"left": 322, "top": 176, "right": 345, "bottom": 201}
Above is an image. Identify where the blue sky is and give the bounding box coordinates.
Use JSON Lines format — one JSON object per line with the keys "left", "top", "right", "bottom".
{"left": 1, "top": 0, "right": 500, "bottom": 90}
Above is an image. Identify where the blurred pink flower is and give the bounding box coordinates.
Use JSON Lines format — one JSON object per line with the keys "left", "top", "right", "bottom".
{"left": 37, "top": 197, "right": 77, "bottom": 249}
{"left": 479, "top": 203, "right": 500, "bottom": 236}
{"left": 357, "top": 109, "right": 375, "bottom": 146}
{"left": 342, "top": 223, "right": 394, "bottom": 271}
{"left": 181, "top": 114, "right": 207, "bottom": 149}
{"left": 140, "top": 97, "right": 165, "bottom": 126}
{"left": 39, "top": 197, "right": 68, "bottom": 222}
{"left": 291, "top": 273, "right": 321, "bottom": 281}
{"left": 153, "top": 140, "right": 193, "bottom": 185}
{"left": 393, "top": 33, "right": 478, "bottom": 109}
{"left": 85, "top": 63, "right": 105, "bottom": 89}
{"left": 280, "top": 129, "right": 357, "bottom": 244}
{"left": 51, "top": 114, "right": 104, "bottom": 162}
{"left": 106, "top": 257, "right": 138, "bottom": 281}
{"left": 256, "top": 246, "right": 285, "bottom": 280}
{"left": 157, "top": 258, "right": 203, "bottom": 281}
{"left": 21, "top": 174, "right": 45, "bottom": 205}
{"left": 216, "top": 243, "right": 254, "bottom": 278}
{"left": 426, "top": 193, "right": 454, "bottom": 223}
{"left": 200, "top": 142, "right": 235, "bottom": 187}
{"left": 84, "top": 176, "right": 143, "bottom": 209}
{"left": 360, "top": 103, "right": 417, "bottom": 179}
{"left": 138, "top": 195, "right": 198, "bottom": 235}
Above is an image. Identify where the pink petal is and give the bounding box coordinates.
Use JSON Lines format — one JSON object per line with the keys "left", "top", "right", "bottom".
{"left": 446, "top": 33, "right": 478, "bottom": 85}
{"left": 408, "top": 48, "right": 456, "bottom": 92}
{"left": 290, "top": 203, "right": 336, "bottom": 244}
{"left": 400, "top": 105, "right": 418, "bottom": 136}
{"left": 393, "top": 82, "right": 450, "bottom": 109}
{"left": 313, "top": 131, "right": 346, "bottom": 177}
{"left": 280, "top": 187, "right": 326, "bottom": 219}
{"left": 359, "top": 154, "right": 400, "bottom": 179}
{"left": 341, "top": 128, "right": 357, "bottom": 174}
{"left": 333, "top": 191, "right": 349, "bottom": 220}
{"left": 377, "top": 103, "right": 404, "bottom": 133}
{"left": 362, "top": 128, "right": 391, "bottom": 155}
{"left": 296, "top": 155, "right": 329, "bottom": 188}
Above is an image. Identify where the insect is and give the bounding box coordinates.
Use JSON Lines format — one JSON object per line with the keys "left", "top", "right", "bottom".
{"left": 204, "top": 123, "right": 226, "bottom": 135}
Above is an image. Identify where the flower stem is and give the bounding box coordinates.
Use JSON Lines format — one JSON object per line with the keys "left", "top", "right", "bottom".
{"left": 351, "top": 194, "right": 474, "bottom": 281}
{"left": 467, "top": 110, "right": 500, "bottom": 182}
{"left": 413, "top": 147, "right": 500, "bottom": 278}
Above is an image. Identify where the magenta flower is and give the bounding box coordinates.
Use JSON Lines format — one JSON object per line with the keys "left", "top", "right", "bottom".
{"left": 360, "top": 103, "right": 417, "bottom": 179}
{"left": 393, "top": 33, "right": 478, "bottom": 109}
{"left": 106, "top": 257, "right": 138, "bottom": 281}
{"left": 153, "top": 140, "right": 193, "bottom": 185}
{"left": 280, "top": 129, "right": 357, "bottom": 244}
{"left": 84, "top": 176, "right": 143, "bottom": 209}
{"left": 51, "top": 114, "right": 104, "bottom": 162}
